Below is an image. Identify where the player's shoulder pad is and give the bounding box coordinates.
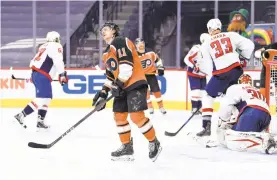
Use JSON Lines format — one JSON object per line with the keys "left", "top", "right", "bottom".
{"left": 48, "top": 42, "right": 63, "bottom": 54}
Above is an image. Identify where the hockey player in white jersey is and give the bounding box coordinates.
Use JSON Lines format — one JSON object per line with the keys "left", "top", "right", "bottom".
{"left": 217, "top": 74, "right": 276, "bottom": 154}
{"left": 197, "top": 18, "right": 255, "bottom": 136}
{"left": 184, "top": 33, "right": 210, "bottom": 115}
{"left": 14, "top": 31, "right": 68, "bottom": 129}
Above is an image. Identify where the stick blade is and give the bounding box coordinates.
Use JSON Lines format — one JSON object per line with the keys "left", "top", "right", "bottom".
{"left": 28, "top": 142, "right": 49, "bottom": 149}
{"left": 164, "top": 131, "right": 177, "bottom": 137}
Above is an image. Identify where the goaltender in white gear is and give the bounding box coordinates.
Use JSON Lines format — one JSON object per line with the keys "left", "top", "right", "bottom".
{"left": 217, "top": 74, "right": 277, "bottom": 154}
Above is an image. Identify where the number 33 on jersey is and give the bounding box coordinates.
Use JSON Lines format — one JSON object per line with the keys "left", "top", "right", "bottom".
{"left": 201, "top": 32, "right": 254, "bottom": 75}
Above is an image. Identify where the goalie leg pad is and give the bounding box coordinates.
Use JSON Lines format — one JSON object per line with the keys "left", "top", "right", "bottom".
{"left": 224, "top": 129, "right": 277, "bottom": 154}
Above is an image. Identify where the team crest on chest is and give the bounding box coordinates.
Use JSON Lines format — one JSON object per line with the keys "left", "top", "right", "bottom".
{"left": 106, "top": 58, "right": 118, "bottom": 71}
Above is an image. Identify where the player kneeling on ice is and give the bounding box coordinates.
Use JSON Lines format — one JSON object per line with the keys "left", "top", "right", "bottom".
{"left": 14, "top": 31, "right": 68, "bottom": 129}
{"left": 92, "top": 22, "right": 162, "bottom": 162}
{"left": 184, "top": 33, "right": 210, "bottom": 115}
{"left": 217, "top": 74, "right": 276, "bottom": 154}
{"left": 135, "top": 38, "right": 166, "bottom": 115}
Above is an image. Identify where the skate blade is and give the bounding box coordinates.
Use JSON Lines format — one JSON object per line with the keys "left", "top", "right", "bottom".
{"left": 111, "top": 155, "right": 134, "bottom": 161}
{"left": 36, "top": 127, "right": 50, "bottom": 132}
{"left": 150, "top": 146, "right": 162, "bottom": 162}
{"left": 14, "top": 118, "right": 27, "bottom": 128}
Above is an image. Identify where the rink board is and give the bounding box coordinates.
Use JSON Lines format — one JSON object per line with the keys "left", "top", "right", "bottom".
{"left": 0, "top": 69, "right": 275, "bottom": 113}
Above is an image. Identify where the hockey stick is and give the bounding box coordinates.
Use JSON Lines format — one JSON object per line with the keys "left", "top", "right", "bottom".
{"left": 164, "top": 108, "right": 200, "bottom": 136}
{"left": 28, "top": 95, "right": 114, "bottom": 149}
{"left": 9, "top": 67, "right": 59, "bottom": 81}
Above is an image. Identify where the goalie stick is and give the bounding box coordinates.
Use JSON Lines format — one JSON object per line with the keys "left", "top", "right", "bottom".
{"left": 164, "top": 108, "right": 200, "bottom": 136}
{"left": 28, "top": 95, "right": 114, "bottom": 149}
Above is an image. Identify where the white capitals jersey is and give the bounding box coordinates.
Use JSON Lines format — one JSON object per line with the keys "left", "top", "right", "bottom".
{"left": 29, "top": 42, "right": 65, "bottom": 80}
{"left": 201, "top": 32, "right": 254, "bottom": 75}
{"left": 218, "top": 84, "right": 270, "bottom": 121}
{"left": 184, "top": 45, "right": 211, "bottom": 77}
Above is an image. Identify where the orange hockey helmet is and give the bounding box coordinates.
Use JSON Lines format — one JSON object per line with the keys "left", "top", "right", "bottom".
{"left": 238, "top": 74, "right": 252, "bottom": 85}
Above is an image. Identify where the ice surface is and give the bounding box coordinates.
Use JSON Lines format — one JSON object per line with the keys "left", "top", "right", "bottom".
{"left": 1, "top": 108, "right": 277, "bottom": 180}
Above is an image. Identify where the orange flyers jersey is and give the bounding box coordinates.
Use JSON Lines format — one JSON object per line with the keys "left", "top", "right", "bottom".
{"left": 138, "top": 50, "right": 159, "bottom": 75}
{"left": 102, "top": 36, "right": 147, "bottom": 91}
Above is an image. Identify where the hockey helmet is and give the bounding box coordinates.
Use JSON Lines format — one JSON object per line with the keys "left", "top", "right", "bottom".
{"left": 100, "top": 22, "right": 120, "bottom": 37}
{"left": 207, "top": 18, "right": 222, "bottom": 33}
{"left": 238, "top": 74, "right": 252, "bottom": 85}
{"left": 200, "top": 33, "right": 210, "bottom": 44}
{"left": 46, "top": 31, "right": 61, "bottom": 43}
{"left": 135, "top": 38, "right": 145, "bottom": 45}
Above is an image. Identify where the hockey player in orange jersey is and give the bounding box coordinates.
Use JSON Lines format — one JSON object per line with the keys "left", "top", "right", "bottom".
{"left": 135, "top": 38, "right": 166, "bottom": 115}
{"left": 92, "top": 22, "right": 162, "bottom": 162}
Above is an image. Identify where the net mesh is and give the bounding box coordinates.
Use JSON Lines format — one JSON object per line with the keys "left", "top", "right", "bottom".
{"left": 269, "top": 63, "right": 277, "bottom": 134}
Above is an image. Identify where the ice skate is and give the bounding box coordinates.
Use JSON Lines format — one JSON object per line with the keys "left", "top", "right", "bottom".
{"left": 111, "top": 138, "right": 134, "bottom": 161}
{"left": 148, "top": 108, "right": 154, "bottom": 114}
{"left": 37, "top": 116, "right": 50, "bottom": 130}
{"left": 14, "top": 112, "right": 27, "bottom": 128}
{"left": 159, "top": 107, "right": 167, "bottom": 115}
{"left": 196, "top": 121, "right": 211, "bottom": 137}
{"left": 149, "top": 138, "right": 162, "bottom": 162}
{"left": 265, "top": 138, "right": 277, "bottom": 154}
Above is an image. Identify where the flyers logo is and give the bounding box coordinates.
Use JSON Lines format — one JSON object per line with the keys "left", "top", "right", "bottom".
{"left": 141, "top": 59, "right": 152, "bottom": 69}
{"left": 106, "top": 58, "right": 118, "bottom": 71}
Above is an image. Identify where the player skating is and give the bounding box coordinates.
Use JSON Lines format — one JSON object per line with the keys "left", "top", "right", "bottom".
{"left": 197, "top": 18, "right": 254, "bottom": 136}
{"left": 135, "top": 38, "right": 166, "bottom": 115}
{"left": 14, "top": 31, "right": 68, "bottom": 129}
{"left": 216, "top": 74, "right": 276, "bottom": 154}
{"left": 184, "top": 33, "right": 210, "bottom": 115}
{"left": 92, "top": 22, "right": 162, "bottom": 162}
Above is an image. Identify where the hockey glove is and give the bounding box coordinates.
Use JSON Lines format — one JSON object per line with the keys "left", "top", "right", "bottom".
{"left": 239, "top": 55, "right": 247, "bottom": 68}
{"left": 111, "top": 79, "right": 126, "bottom": 98}
{"left": 157, "top": 66, "right": 165, "bottom": 76}
{"left": 92, "top": 90, "right": 108, "bottom": 111}
{"left": 58, "top": 71, "right": 69, "bottom": 86}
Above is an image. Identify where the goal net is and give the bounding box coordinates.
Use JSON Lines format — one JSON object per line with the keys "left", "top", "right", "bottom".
{"left": 264, "top": 50, "right": 277, "bottom": 134}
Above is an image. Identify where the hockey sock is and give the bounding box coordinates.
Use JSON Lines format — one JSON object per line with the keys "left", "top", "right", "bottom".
{"left": 202, "top": 115, "right": 212, "bottom": 128}
{"left": 131, "top": 111, "right": 156, "bottom": 142}
{"left": 114, "top": 112, "right": 131, "bottom": 144}
{"left": 38, "top": 105, "right": 48, "bottom": 120}
{"left": 23, "top": 101, "right": 38, "bottom": 116}
{"left": 153, "top": 91, "right": 164, "bottom": 108}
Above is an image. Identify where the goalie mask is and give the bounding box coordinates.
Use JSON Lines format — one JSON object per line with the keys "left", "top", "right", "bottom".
{"left": 238, "top": 74, "right": 252, "bottom": 85}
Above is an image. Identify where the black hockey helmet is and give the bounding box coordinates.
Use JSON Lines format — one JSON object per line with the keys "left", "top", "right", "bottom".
{"left": 100, "top": 22, "right": 120, "bottom": 37}
{"left": 135, "top": 38, "right": 145, "bottom": 45}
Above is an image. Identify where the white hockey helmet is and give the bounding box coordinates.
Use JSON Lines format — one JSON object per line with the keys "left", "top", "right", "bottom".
{"left": 200, "top": 33, "right": 210, "bottom": 44}
{"left": 207, "top": 18, "right": 222, "bottom": 33}
{"left": 46, "top": 31, "right": 61, "bottom": 43}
